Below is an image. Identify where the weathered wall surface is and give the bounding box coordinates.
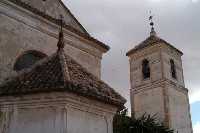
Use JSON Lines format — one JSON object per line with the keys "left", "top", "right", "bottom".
{"left": 9, "top": 108, "right": 58, "bottom": 133}
{"left": 0, "top": 92, "right": 116, "bottom": 133}
{"left": 19, "top": 0, "right": 86, "bottom": 33}
{"left": 167, "top": 86, "right": 193, "bottom": 133}
{"left": 161, "top": 45, "right": 185, "bottom": 87}
{"left": 7, "top": 108, "right": 107, "bottom": 133}
{"left": 132, "top": 87, "right": 165, "bottom": 123}
{"left": 0, "top": 0, "right": 103, "bottom": 83}
{"left": 129, "top": 45, "right": 164, "bottom": 121}
{"left": 129, "top": 46, "right": 162, "bottom": 88}
{"left": 67, "top": 108, "right": 108, "bottom": 133}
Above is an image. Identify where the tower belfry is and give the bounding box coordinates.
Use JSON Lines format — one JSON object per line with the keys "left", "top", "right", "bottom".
{"left": 126, "top": 18, "right": 193, "bottom": 133}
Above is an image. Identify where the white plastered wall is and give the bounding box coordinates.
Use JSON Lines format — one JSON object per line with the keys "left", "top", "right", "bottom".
{"left": 0, "top": 92, "right": 117, "bottom": 133}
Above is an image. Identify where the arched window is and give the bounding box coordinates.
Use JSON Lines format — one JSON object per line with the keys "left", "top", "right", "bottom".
{"left": 170, "top": 59, "right": 177, "bottom": 79}
{"left": 142, "top": 59, "right": 150, "bottom": 79}
{"left": 14, "top": 50, "right": 47, "bottom": 72}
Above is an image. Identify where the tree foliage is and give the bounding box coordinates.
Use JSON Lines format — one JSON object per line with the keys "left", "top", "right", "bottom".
{"left": 113, "top": 109, "right": 174, "bottom": 133}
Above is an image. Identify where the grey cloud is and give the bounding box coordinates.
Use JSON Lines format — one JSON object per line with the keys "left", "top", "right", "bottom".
{"left": 63, "top": 0, "right": 200, "bottom": 105}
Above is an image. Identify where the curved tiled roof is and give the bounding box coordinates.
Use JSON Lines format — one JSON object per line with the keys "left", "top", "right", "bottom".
{"left": 126, "top": 35, "right": 183, "bottom": 56}
{"left": 0, "top": 49, "right": 126, "bottom": 107}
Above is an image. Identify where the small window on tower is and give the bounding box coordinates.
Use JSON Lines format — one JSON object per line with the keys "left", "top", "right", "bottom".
{"left": 14, "top": 50, "right": 47, "bottom": 72}
{"left": 170, "top": 59, "right": 177, "bottom": 79}
{"left": 142, "top": 59, "right": 150, "bottom": 79}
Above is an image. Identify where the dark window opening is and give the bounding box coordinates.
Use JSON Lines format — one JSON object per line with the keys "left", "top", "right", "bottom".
{"left": 142, "top": 59, "right": 150, "bottom": 79}
{"left": 170, "top": 59, "right": 177, "bottom": 79}
{"left": 14, "top": 50, "right": 47, "bottom": 72}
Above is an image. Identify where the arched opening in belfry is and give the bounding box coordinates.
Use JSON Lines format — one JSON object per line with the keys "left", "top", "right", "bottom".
{"left": 142, "top": 59, "right": 150, "bottom": 79}
{"left": 170, "top": 59, "right": 177, "bottom": 79}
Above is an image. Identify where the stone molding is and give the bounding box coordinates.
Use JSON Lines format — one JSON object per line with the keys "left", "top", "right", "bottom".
{"left": 131, "top": 78, "right": 188, "bottom": 95}
{"left": 0, "top": 92, "right": 117, "bottom": 116}
{"left": 128, "top": 42, "right": 182, "bottom": 61}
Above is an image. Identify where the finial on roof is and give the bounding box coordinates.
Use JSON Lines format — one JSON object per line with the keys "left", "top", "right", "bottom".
{"left": 42, "top": 0, "right": 47, "bottom": 13}
{"left": 57, "top": 15, "right": 65, "bottom": 51}
{"left": 149, "top": 11, "right": 156, "bottom": 36}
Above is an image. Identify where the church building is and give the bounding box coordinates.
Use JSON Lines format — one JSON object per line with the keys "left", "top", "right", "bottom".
{"left": 126, "top": 18, "right": 193, "bottom": 133}
{"left": 0, "top": 0, "right": 193, "bottom": 133}
{"left": 0, "top": 0, "right": 126, "bottom": 133}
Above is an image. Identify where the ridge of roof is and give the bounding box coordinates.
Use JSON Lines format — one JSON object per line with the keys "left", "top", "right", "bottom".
{"left": 0, "top": 50, "right": 126, "bottom": 107}
{"left": 7, "top": 0, "right": 110, "bottom": 51}
{"left": 126, "top": 35, "right": 183, "bottom": 56}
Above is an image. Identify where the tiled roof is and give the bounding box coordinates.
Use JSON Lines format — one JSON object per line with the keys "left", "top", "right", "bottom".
{"left": 126, "top": 35, "right": 183, "bottom": 56}
{"left": 0, "top": 49, "right": 126, "bottom": 107}
{"left": 7, "top": 0, "right": 110, "bottom": 51}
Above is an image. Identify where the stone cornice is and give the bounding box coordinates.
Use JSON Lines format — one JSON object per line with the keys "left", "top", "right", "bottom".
{"left": 0, "top": 92, "right": 117, "bottom": 116}
{"left": 127, "top": 36, "right": 183, "bottom": 57}
{"left": 131, "top": 78, "right": 188, "bottom": 95}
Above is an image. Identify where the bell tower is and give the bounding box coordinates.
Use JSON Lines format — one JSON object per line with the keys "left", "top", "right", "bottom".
{"left": 126, "top": 16, "right": 193, "bottom": 133}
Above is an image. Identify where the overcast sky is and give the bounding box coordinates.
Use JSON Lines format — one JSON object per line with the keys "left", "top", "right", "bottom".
{"left": 63, "top": 0, "right": 200, "bottom": 132}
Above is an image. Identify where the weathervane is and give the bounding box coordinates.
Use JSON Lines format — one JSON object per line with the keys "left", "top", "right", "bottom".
{"left": 57, "top": 15, "right": 65, "bottom": 51}
{"left": 149, "top": 11, "right": 156, "bottom": 36}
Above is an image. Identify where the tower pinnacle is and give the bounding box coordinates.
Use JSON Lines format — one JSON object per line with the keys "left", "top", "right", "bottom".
{"left": 149, "top": 12, "right": 156, "bottom": 36}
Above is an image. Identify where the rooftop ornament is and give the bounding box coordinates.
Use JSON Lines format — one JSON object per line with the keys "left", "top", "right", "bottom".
{"left": 57, "top": 15, "right": 65, "bottom": 51}
{"left": 149, "top": 11, "right": 157, "bottom": 36}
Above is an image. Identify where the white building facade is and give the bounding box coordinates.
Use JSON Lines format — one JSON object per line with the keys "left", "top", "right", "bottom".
{"left": 0, "top": 0, "right": 126, "bottom": 133}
